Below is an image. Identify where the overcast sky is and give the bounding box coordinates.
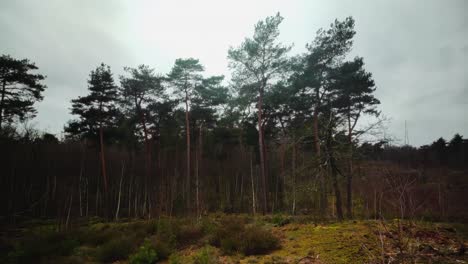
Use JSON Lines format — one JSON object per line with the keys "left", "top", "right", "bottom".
{"left": 1, "top": 0, "right": 467, "bottom": 146}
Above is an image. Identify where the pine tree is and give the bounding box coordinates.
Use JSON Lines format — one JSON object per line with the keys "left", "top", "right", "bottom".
{"left": 167, "top": 58, "right": 204, "bottom": 211}
{"left": 0, "top": 55, "right": 46, "bottom": 131}
{"left": 65, "top": 63, "right": 120, "bottom": 192}
{"left": 228, "top": 13, "right": 292, "bottom": 213}
{"left": 331, "top": 57, "right": 380, "bottom": 218}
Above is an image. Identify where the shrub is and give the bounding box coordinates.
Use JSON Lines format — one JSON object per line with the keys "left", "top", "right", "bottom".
{"left": 176, "top": 224, "right": 204, "bottom": 245}
{"left": 8, "top": 231, "right": 80, "bottom": 263}
{"left": 240, "top": 225, "right": 279, "bottom": 255}
{"left": 199, "top": 217, "right": 217, "bottom": 235}
{"left": 129, "top": 238, "right": 158, "bottom": 264}
{"left": 270, "top": 214, "right": 291, "bottom": 227}
{"left": 78, "top": 228, "right": 116, "bottom": 246}
{"left": 95, "top": 236, "right": 134, "bottom": 263}
{"left": 210, "top": 216, "right": 279, "bottom": 255}
{"left": 149, "top": 235, "right": 173, "bottom": 259}
{"left": 193, "top": 246, "right": 218, "bottom": 264}
{"left": 168, "top": 253, "right": 182, "bottom": 264}
{"left": 155, "top": 218, "right": 177, "bottom": 245}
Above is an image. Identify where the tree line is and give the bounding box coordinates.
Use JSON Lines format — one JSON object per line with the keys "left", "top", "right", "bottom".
{"left": 3, "top": 13, "right": 465, "bottom": 223}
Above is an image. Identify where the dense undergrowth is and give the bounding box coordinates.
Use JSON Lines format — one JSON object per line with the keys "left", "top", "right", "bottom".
{"left": 1, "top": 214, "right": 467, "bottom": 263}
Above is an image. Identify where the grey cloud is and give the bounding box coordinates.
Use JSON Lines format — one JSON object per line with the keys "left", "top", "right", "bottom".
{"left": 0, "top": 0, "right": 466, "bottom": 146}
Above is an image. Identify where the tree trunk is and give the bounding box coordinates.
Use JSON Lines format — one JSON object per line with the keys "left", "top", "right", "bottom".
{"left": 250, "top": 150, "right": 256, "bottom": 215}
{"left": 79, "top": 163, "right": 83, "bottom": 217}
{"left": 185, "top": 89, "right": 191, "bottom": 212}
{"left": 292, "top": 142, "right": 296, "bottom": 215}
{"left": 99, "top": 126, "right": 108, "bottom": 193}
{"left": 346, "top": 114, "right": 353, "bottom": 219}
{"left": 195, "top": 123, "right": 203, "bottom": 219}
{"left": 314, "top": 108, "right": 327, "bottom": 216}
{"left": 330, "top": 156, "right": 344, "bottom": 220}
{"left": 313, "top": 108, "right": 321, "bottom": 157}
{"left": 0, "top": 80, "right": 6, "bottom": 131}
{"left": 65, "top": 189, "right": 73, "bottom": 230}
{"left": 115, "top": 161, "right": 124, "bottom": 221}
{"left": 140, "top": 113, "right": 151, "bottom": 218}
{"left": 257, "top": 85, "right": 267, "bottom": 214}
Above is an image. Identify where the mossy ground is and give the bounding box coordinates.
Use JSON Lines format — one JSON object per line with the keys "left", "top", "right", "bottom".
{"left": 1, "top": 216, "right": 467, "bottom": 264}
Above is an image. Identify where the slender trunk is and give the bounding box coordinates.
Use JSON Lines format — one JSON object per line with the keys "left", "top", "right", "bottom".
{"left": 65, "top": 189, "right": 73, "bottom": 230}
{"left": 99, "top": 126, "right": 108, "bottom": 193}
{"left": 141, "top": 113, "right": 151, "bottom": 218}
{"left": 128, "top": 175, "right": 133, "bottom": 218}
{"left": 292, "top": 142, "right": 297, "bottom": 215}
{"left": 86, "top": 178, "right": 89, "bottom": 217}
{"left": 185, "top": 89, "right": 191, "bottom": 212}
{"left": 313, "top": 108, "right": 321, "bottom": 157}
{"left": 346, "top": 112, "right": 353, "bottom": 218}
{"left": 115, "top": 161, "right": 124, "bottom": 221}
{"left": 330, "top": 156, "right": 343, "bottom": 220}
{"left": 135, "top": 96, "right": 151, "bottom": 218}
{"left": 314, "top": 102, "right": 327, "bottom": 216}
{"left": 0, "top": 80, "right": 6, "bottom": 130}
{"left": 79, "top": 164, "right": 83, "bottom": 217}
{"left": 250, "top": 150, "right": 256, "bottom": 215}
{"left": 257, "top": 85, "right": 267, "bottom": 214}
{"left": 95, "top": 187, "right": 99, "bottom": 216}
{"left": 196, "top": 124, "right": 202, "bottom": 219}
{"left": 326, "top": 115, "right": 343, "bottom": 220}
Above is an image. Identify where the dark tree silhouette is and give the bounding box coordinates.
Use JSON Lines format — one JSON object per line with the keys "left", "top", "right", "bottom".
{"left": 65, "top": 63, "right": 120, "bottom": 192}
{"left": 0, "top": 55, "right": 46, "bottom": 131}
{"left": 293, "top": 17, "right": 356, "bottom": 216}
{"left": 331, "top": 56, "right": 380, "bottom": 218}
{"left": 167, "top": 58, "right": 204, "bottom": 211}
{"left": 120, "top": 65, "right": 164, "bottom": 217}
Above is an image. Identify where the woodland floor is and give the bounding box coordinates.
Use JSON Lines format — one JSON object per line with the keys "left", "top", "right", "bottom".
{"left": 1, "top": 215, "right": 467, "bottom": 264}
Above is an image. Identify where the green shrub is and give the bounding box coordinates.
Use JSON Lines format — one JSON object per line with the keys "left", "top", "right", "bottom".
{"left": 127, "top": 221, "right": 157, "bottom": 236}
{"left": 240, "top": 225, "right": 279, "bottom": 255}
{"left": 199, "top": 217, "right": 217, "bottom": 235}
{"left": 149, "top": 235, "right": 173, "bottom": 259}
{"left": 95, "top": 236, "right": 134, "bottom": 263}
{"left": 78, "top": 228, "right": 116, "bottom": 246}
{"left": 129, "top": 238, "right": 158, "bottom": 264}
{"left": 193, "top": 246, "right": 218, "bottom": 264}
{"left": 271, "top": 214, "right": 291, "bottom": 227}
{"left": 176, "top": 224, "right": 204, "bottom": 245}
{"left": 8, "top": 231, "right": 80, "bottom": 263}
{"left": 155, "top": 218, "right": 177, "bottom": 244}
{"left": 210, "top": 216, "right": 279, "bottom": 255}
{"left": 168, "top": 253, "right": 183, "bottom": 264}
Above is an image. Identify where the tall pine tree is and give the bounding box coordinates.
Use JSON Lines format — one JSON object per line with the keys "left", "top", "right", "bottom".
{"left": 65, "top": 63, "right": 120, "bottom": 192}
{"left": 0, "top": 55, "right": 46, "bottom": 131}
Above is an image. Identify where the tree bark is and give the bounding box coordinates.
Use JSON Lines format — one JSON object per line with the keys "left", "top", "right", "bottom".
{"left": 0, "top": 80, "right": 6, "bottom": 130}
{"left": 115, "top": 161, "right": 124, "bottom": 221}
{"left": 185, "top": 89, "right": 191, "bottom": 212}
{"left": 292, "top": 142, "right": 296, "bottom": 215}
{"left": 250, "top": 149, "right": 256, "bottom": 215}
{"left": 195, "top": 123, "right": 203, "bottom": 219}
{"left": 314, "top": 107, "right": 327, "bottom": 216}
{"left": 346, "top": 113, "right": 353, "bottom": 219}
{"left": 330, "top": 156, "right": 344, "bottom": 220}
{"left": 99, "top": 126, "right": 108, "bottom": 193}
{"left": 313, "top": 108, "right": 321, "bottom": 157}
{"left": 257, "top": 85, "right": 267, "bottom": 214}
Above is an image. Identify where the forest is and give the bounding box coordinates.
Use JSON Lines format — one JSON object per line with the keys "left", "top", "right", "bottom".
{"left": 1, "top": 13, "right": 467, "bottom": 264}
